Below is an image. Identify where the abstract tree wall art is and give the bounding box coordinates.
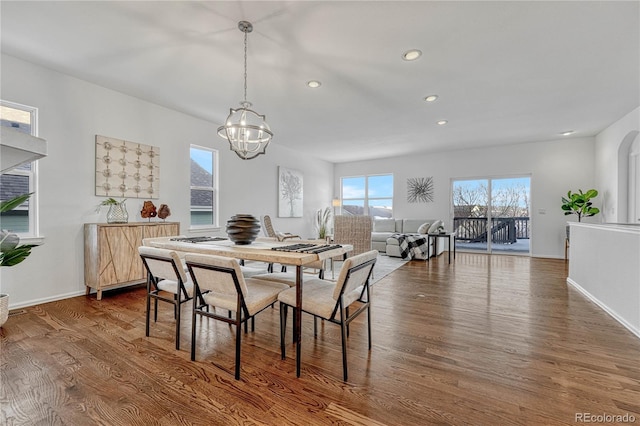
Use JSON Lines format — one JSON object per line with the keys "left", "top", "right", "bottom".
{"left": 278, "top": 166, "right": 303, "bottom": 217}
{"left": 407, "top": 176, "right": 434, "bottom": 203}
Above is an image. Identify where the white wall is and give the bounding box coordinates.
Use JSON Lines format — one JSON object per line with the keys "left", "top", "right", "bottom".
{"left": 335, "top": 137, "right": 597, "bottom": 258}
{"left": 595, "top": 106, "right": 640, "bottom": 223}
{"left": 0, "top": 54, "right": 333, "bottom": 308}
{"left": 568, "top": 222, "right": 640, "bottom": 338}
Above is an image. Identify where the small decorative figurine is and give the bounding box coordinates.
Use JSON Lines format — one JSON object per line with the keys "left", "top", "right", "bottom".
{"left": 141, "top": 200, "right": 157, "bottom": 220}
{"left": 158, "top": 204, "right": 171, "bottom": 220}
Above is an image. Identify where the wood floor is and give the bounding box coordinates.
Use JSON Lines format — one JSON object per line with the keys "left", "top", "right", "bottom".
{"left": 2, "top": 253, "right": 639, "bottom": 425}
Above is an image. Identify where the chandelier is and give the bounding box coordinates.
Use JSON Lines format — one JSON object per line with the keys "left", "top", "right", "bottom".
{"left": 217, "top": 21, "right": 273, "bottom": 160}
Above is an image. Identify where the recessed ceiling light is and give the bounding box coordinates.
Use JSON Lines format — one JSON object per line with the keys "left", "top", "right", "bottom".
{"left": 560, "top": 130, "right": 574, "bottom": 136}
{"left": 402, "top": 49, "right": 422, "bottom": 61}
{"left": 437, "top": 120, "right": 448, "bottom": 125}
{"left": 424, "top": 95, "right": 438, "bottom": 102}
{"left": 307, "top": 80, "right": 321, "bottom": 88}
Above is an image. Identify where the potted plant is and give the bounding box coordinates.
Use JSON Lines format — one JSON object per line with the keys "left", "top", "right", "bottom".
{"left": 96, "top": 197, "right": 128, "bottom": 223}
{"left": 561, "top": 189, "right": 600, "bottom": 222}
{"left": 315, "top": 207, "right": 332, "bottom": 240}
{"left": 1, "top": 193, "right": 39, "bottom": 326}
{"left": 561, "top": 189, "right": 600, "bottom": 241}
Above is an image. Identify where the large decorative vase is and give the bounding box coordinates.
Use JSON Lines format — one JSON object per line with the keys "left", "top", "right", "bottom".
{"left": 0, "top": 294, "right": 9, "bottom": 328}
{"left": 226, "top": 214, "right": 261, "bottom": 245}
{"left": 107, "top": 201, "right": 128, "bottom": 224}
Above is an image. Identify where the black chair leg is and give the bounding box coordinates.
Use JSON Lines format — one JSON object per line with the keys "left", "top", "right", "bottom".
{"left": 280, "top": 303, "right": 287, "bottom": 359}
{"left": 173, "top": 294, "right": 178, "bottom": 319}
{"left": 367, "top": 305, "right": 372, "bottom": 350}
{"left": 314, "top": 316, "right": 318, "bottom": 338}
{"left": 340, "top": 316, "right": 349, "bottom": 381}
{"left": 154, "top": 297, "right": 158, "bottom": 322}
{"left": 175, "top": 295, "right": 181, "bottom": 350}
{"left": 346, "top": 306, "right": 350, "bottom": 337}
{"left": 145, "top": 293, "right": 151, "bottom": 337}
{"left": 191, "top": 304, "right": 198, "bottom": 361}
{"left": 292, "top": 309, "right": 297, "bottom": 343}
{"left": 235, "top": 310, "right": 242, "bottom": 380}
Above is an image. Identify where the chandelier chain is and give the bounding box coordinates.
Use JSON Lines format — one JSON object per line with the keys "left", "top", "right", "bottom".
{"left": 217, "top": 20, "right": 272, "bottom": 160}
{"left": 243, "top": 28, "right": 248, "bottom": 103}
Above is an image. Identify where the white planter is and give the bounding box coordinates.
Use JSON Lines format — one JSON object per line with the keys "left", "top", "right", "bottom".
{"left": 0, "top": 294, "right": 8, "bottom": 327}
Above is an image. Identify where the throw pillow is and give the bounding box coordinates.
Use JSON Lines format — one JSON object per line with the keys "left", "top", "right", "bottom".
{"left": 417, "top": 222, "right": 431, "bottom": 234}
{"left": 428, "top": 220, "right": 443, "bottom": 234}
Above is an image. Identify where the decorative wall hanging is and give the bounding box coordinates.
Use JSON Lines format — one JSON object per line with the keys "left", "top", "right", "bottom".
{"left": 95, "top": 135, "right": 160, "bottom": 199}
{"left": 407, "top": 177, "right": 434, "bottom": 203}
{"left": 278, "top": 166, "right": 303, "bottom": 217}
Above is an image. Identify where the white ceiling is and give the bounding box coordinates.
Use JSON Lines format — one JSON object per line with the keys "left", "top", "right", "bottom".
{"left": 2, "top": 1, "right": 638, "bottom": 163}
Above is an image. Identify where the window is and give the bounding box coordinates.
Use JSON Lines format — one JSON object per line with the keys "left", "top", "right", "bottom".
{"left": 340, "top": 174, "right": 393, "bottom": 217}
{"left": 190, "top": 145, "right": 218, "bottom": 228}
{"left": 0, "top": 100, "right": 38, "bottom": 237}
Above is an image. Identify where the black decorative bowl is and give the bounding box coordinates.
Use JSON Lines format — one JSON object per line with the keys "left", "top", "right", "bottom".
{"left": 226, "top": 214, "right": 261, "bottom": 245}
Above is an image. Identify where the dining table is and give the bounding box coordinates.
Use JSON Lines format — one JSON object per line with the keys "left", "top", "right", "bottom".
{"left": 143, "top": 236, "right": 353, "bottom": 377}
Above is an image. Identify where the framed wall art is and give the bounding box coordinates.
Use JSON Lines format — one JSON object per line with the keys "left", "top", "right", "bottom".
{"left": 95, "top": 135, "right": 160, "bottom": 199}
{"left": 407, "top": 176, "right": 434, "bottom": 203}
{"left": 278, "top": 166, "right": 303, "bottom": 217}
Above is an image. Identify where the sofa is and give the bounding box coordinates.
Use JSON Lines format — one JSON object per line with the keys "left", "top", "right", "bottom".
{"left": 371, "top": 218, "right": 446, "bottom": 259}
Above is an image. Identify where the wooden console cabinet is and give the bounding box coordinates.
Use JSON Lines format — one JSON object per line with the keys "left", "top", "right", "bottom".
{"left": 84, "top": 222, "right": 180, "bottom": 300}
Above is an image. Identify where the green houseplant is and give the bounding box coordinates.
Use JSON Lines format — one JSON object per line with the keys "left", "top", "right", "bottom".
{"left": 1, "top": 193, "right": 39, "bottom": 327}
{"left": 1, "top": 193, "right": 37, "bottom": 267}
{"left": 561, "top": 189, "right": 600, "bottom": 222}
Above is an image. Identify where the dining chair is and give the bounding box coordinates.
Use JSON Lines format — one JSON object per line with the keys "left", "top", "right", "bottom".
{"left": 262, "top": 214, "right": 300, "bottom": 241}
{"left": 278, "top": 250, "right": 378, "bottom": 381}
{"left": 185, "top": 253, "right": 289, "bottom": 380}
{"left": 262, "top": 214, "right": 300, "bottom": 272}
{"left": 251, "top": 239, "right": 328, "bottom": 285}
{"left": 331, "top": 215, "right": 373, "bottom": 278}
{"left": 138, "top": 246, "right": 195, "bottom": 350}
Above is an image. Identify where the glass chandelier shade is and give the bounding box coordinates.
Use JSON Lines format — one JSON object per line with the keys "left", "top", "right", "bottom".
{"left": 217, "top": 21, "right": 273, "bottom": 160}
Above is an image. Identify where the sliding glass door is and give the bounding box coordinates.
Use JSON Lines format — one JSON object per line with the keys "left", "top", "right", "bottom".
{"left": 452, "top": 176, "right": 531, "bottom": 254}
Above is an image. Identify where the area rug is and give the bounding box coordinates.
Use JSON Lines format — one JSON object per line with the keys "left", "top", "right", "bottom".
{"left": 327, "top": 254, "right": 408, "bottom": 285}
{"left": 245, "top": 254, "right": 408, "bottom": 285}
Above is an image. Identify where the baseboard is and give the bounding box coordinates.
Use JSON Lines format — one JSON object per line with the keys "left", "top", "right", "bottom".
{"left": 566, "top": 277, "right": 640, "bottom": 339}
{"left": 531, "top": 254, "right": 564, "bottom": 259}
{"left": 8, "top": 290, "right": 86, "bottom": 310}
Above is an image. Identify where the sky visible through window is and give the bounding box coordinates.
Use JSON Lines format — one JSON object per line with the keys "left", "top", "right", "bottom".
{"left": 190, "top": 147, "right": 213, "bottom": 173}
{"left": 342, "top": 174, "right": 393, "bottom": 216}
{"left": 342, "top": 175, "right": 393, "bottom": 200}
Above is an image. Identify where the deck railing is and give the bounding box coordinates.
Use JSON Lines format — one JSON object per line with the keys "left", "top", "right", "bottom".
{"left": 454, "top": 217, "right": 530, "bottom": 244}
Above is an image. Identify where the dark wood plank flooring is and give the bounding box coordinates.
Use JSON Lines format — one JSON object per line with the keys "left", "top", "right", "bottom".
{"left": 2, "top": 253, "right": 639, "bottom": 425}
